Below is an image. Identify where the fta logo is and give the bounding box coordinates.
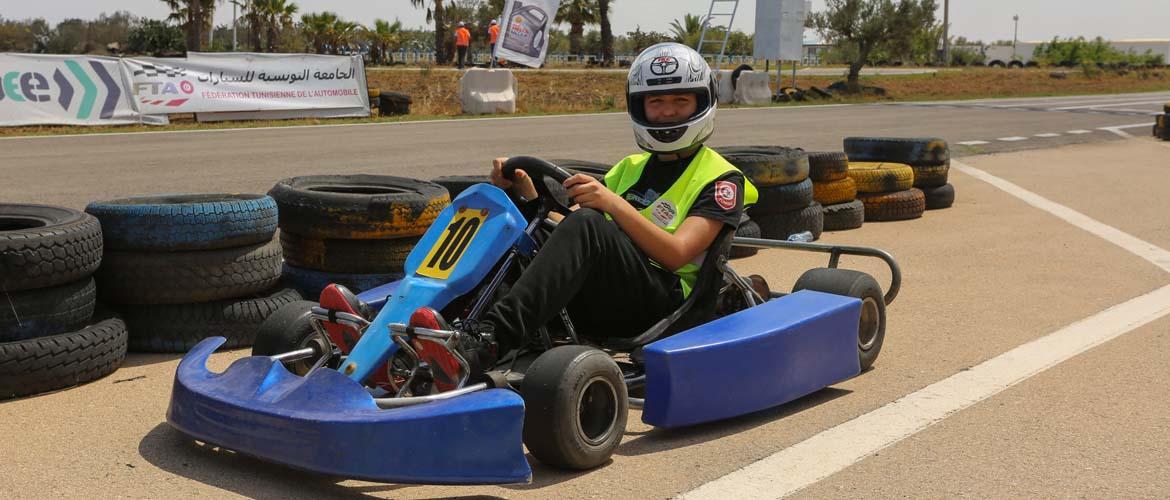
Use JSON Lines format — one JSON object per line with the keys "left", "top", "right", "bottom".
{"left": 133, "top": 80, "right": 194, "bottom": 108}
{"left": 0, "top": 60, "right": 122, "bottom": 119}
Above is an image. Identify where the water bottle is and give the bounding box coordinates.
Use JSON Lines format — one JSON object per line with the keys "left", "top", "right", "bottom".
{"left": 786, "top": 231, "right": 814, "bottom": 242}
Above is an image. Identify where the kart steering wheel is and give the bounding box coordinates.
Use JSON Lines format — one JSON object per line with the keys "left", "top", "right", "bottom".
{"left": 502, "top": 156, "right": 576, "bottom": 216}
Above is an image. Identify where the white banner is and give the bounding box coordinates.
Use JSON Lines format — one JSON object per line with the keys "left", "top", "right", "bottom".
{"left": 754, "top": 0, "right": 810, "bottom": 61}
{"left": 123, "top": 52, "right": 369, "bottom": 116}
{"left": 495, "top": 0, "right": 561, "bottom": 68}
{"left": 0, "top": 54, "right": 147, "bottom": 126}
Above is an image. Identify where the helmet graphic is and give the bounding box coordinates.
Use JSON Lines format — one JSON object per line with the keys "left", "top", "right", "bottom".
{"left": 626, "top": 42, "right": 717, "bottom": 154}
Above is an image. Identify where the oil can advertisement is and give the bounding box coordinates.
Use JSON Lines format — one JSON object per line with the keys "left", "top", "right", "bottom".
{"left": 494, "top": 0, "right": 561, "bottom": 68}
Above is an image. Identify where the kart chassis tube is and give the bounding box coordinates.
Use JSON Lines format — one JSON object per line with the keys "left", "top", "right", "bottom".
{"left": 730, "top": 237, "right": 902, "bottom": 306}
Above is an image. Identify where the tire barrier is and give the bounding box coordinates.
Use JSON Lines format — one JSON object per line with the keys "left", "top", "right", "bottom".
{"left": 271, "top": 175, "right": 448, "bottom": 299}
{"left": 807, "top": 151, "right": 849, "bottom": 182}
{"left": 431, "top": 175, "right": 491, "bottom": 199}
{"left": 86, "top": 194, "right": 289, "bottom": 353}
{"left": 822, "top": 199, "right": 865, "bottom": 231}
{"left": 1156, "top": 112, "right": 1170, "bottom": 141}
{"left": 812, "top": 177, "right": 857, "bottom": 206}
{"left": 847, "top": 162, "right": 915, "bottom": 194}
{"left": 922, "top": 183, "right": 956, "bottom": 210}
{"left": 844, "top": 136, "right": 950, "bottom": 167}
{"left": 756, "top": 202, "right": 824, "bottom": 241}
{"left": 858, "top": 188, "right": 926, "bottom": 222}
{"left": 844, "top": 136, "right": 953, "bottom": 214}
{"left": 1, "top": 203, "right": 122, "bottom": 399}
{"left": 715, "top": 146, "right": 809, "bottom": 187}
{"left": 732, "top": 71, "right": 773, "bottom": 106}
{"left": 730, "top": 216, "right": 760, "bottom": 260}
{"left": 459, "top": 68, "right": 517, "bottom": 115}
{"left": 379, "top": 91, "right": 412, "bottom": 116}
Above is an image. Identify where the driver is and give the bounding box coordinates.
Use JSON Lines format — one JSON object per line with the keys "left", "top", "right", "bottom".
{"left": 461, "top": 43, "right": 758, "bottom": 373}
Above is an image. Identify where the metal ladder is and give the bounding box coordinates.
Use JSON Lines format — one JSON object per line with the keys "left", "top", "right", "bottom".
{"left": 695, "top": 0, "right": 741, "bottom": 70}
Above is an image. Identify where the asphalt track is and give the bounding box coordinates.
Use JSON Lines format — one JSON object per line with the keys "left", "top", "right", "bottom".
{"left": 2, "top": 91, "right": 1169, "bottom": 498}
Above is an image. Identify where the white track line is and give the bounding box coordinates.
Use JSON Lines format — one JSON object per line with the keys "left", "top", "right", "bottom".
{"left": 957, "top": 140, "right": 990, "bottom": 146}
{"left": 1051, "top": 99, "right": 1170, "bottom": 110}
{"left": 1067, "top": 130, "right": 1093, "bottom": 134}
{"left": 1099, "top": 123, "right": 1155, "bottom": 139}
{"left": 684, "top": 161, "right": 1170, "bottom": 499}
{"left": 997, "top": 136, "right": 1028, "bottom": 142}
{"left": 1034, "top": 133, "right": 1061, "bottom": 138}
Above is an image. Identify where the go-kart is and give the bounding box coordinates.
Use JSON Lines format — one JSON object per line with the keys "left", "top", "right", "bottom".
{"left": 167, "top": 157, "right": 902, "bottom": 484}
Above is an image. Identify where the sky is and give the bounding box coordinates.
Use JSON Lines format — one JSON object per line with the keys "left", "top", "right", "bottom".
{"left": 3, "top": 0, "right": 1168, "bottom": 44}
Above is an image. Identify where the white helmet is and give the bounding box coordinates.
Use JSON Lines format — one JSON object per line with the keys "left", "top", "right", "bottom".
{"left": 626, "top": 42, "right": 717, "bottom": 154}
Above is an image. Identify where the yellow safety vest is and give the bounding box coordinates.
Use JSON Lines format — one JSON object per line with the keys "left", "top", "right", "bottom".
{"left": 603, "top": 146, "right": 759, "bottom": 297}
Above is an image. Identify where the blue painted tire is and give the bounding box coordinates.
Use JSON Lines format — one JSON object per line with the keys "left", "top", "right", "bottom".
{"left": 281, "top": 263, "right": 403, "bottom": 300}
{"left": 85, "top": 194, "right": 277, "bottom": 251}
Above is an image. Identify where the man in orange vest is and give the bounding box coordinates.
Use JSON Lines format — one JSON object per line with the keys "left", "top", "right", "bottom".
{"left": 454, "top": 21, "right": 471, "bottom": 69}
{"left": 488, "top": 19, "right": 500, "bottom": 66}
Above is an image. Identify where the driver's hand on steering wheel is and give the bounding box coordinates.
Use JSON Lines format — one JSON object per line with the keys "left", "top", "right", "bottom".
{"left": 565, "top": 174, "right": 623, "bottom": 215}
{"left": 490, "top": 157, "right": 538, "bottom": 201}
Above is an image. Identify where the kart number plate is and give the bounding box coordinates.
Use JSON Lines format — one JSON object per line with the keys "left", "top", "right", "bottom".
{"left": 417, "top": 207, "right": 488, "bottom": 280}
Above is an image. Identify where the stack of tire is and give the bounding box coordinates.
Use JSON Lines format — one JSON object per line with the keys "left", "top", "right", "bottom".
{"left": 85, "top": 194, "right": 294, "bottom": 353}
{"left": 368, "top": 87, "right": 381, "bottom": 115}
{"left": 1154, "top": 104, "right": 1170, "bottom": 141}
{"left": 808, "top": 152, "right": 864, "bottom": 231}
{"left": 716, "top": 146, "right": 820, "bottom": 256}
{"left": 845, "top": 136, "right": 955, "bottom": 216}
{"left": 1, "top": 204, "right": 127, "bottom": 400}
{"left": 270, "top": 175, "right": 449, "bottom": 299}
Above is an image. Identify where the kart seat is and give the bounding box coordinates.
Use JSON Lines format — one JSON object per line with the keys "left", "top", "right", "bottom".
{"left": 603, "top": 225, "right": 735, "bottom": 351}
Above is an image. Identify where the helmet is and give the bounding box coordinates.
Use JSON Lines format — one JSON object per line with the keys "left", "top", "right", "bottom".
{"left": 457, "top": 21, "right": 466, "bottom": 27}
{"left": 626, "top": 42, "right": 717, "bottom": 154}
{"left": 490, "top": 19, "right": 498, "bottom": 25}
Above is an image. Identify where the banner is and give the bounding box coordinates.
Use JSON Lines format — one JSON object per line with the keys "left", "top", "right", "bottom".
{"left": 123, "top": 52, "right": 369, "bottom": 116}
{"left": 494, "top": 0, "right": 561, "bottom": 68}
{"left": 0, "top": 54, "right": 146, "bottom": 126}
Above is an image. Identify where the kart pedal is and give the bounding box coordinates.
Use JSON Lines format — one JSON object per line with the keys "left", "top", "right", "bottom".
{"left": 408, "top": 307, "right": 466, "bottom": 392}
{"left": 319, "top": 284, "right": 367, "bottom": 351}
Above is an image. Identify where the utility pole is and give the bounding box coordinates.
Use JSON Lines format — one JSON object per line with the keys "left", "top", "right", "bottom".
{"left": 942, "top": 0, "right": 950, "bottom": 65}
{"left": 1012, "top": 14, "right": 1019, "bottom": 59}
{"left": 232, "top": 0, "right": 238, "bottom": 51}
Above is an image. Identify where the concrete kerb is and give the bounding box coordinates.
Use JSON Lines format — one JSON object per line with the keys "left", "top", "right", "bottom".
{"left": 459, "top": 68, "right": 517, "bottom": 115}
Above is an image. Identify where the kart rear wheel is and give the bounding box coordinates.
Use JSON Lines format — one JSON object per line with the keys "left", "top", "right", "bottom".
{"left": 521, "top": 345, "right": 627, "bottom": 470}
{"left": 792, "top": 268, "right": 886, "bottom": 371}
{"left": 252, "top": 300, "right": 327, "bottom": 375}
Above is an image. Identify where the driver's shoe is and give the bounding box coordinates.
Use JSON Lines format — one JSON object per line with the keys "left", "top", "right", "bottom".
{"left": 407, "top": 308, "right": 498, "bottom": 391}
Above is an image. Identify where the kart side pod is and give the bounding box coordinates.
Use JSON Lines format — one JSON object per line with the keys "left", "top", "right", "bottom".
{"left": 641, "top": 290, "right": 862, "bottom": 428}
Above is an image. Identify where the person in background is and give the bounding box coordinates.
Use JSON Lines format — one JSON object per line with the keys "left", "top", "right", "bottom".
{"left": 488, "top": 19, "right": 501, "bottom": 66}
{"left": 454, "top": 21, "right": 472, "bottom": 69}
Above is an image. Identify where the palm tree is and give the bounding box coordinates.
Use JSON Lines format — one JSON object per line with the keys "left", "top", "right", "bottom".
{"left": 669, "top": 13, "right": 707, "bottom": 49}
{"left": 368, "top": 19, "right": 403, "bottom": 64}
{"left": 161, "top": 0, "right": 217, "bottom": 51}
{"left": 300, "top": 11, "right": 337, "bottom": 53}
{"left": 331, "top": 20, "right": 360, "bottom": 52}
{"left": 555, "top": 0, "right": 597, "bottom": 58}
{"left": 409, "top": 0, "right": 449, "bottom": 64}
{"left": 242, "top": 0, "right": 265, "bottom": 51}
{"left": 262, "top": 0, "right": 298, "bottom": 52}
{"left": 598, "top": 0, "right": 614, "bottom": 65}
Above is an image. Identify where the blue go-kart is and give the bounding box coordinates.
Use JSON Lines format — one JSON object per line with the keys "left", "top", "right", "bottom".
{"left": 167, "top": 157, "right": 902, "bottom": 484}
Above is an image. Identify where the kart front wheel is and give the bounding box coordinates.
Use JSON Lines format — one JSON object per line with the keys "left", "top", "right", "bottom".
{"left": 521, "top": 345, "right": 628, "bottom": 470}
{"left": 793, "top": 268, "right": 886, "bottom": 371}
{"left": 252, "top": 300, "right": 327, "bottom": 375}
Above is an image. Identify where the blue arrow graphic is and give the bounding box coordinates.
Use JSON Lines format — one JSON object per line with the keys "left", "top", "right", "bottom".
{"left": 62, "top": 60, "right": 95, "bottom": 119}
{"left": 88, "top": 60, "right": 120, "bottom": 119}
{"left": 53, "top": 69, "right": 73, "bottom": 112}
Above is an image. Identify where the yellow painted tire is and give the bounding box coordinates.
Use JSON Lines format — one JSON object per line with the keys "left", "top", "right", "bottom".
{"left": 269, "top": 175, "right": 449, "bottom": 240}
{"left": 368, "top": 88, "right": 381, "bottom": 98}
{"left": 857, "top": 188, "right": 925, "bottom": 221}
{"left": 911, "top": 163, "right": 949, "bottom": 188}
{"left": 813, "top": 177, "right": 857, "bottom": 205}
{"left": 847, "top": 162, "right": 914, "bottom": 193}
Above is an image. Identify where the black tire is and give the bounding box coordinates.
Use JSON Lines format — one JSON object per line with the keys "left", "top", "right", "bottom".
{"left": 730, "top": 219, "right": 760, "bottom": 259}
{"left": 922, "top": 183, "right": 956, "bottom": 210}
{"left": 714, "top": 146, "right": 810, "bottom": 187}
{"left": 858, "top": 188, "right": 926, "bottom": 222}
{"left": 252, "top": 300, "right": 324, "bottom": 375}
{"left": 120, "top": 287, "right": 302, "bottom": 353}
{"left": 844, "top": 137, "right": 950, "bottom": 167}
{"left": 823, "top": 199, "right": 865, "bottom": 231}
{"left": 280, "top": 232, "right": 416, "bottom": 274}
{"left": 730, "top": 64, "right": 753, "bottom": 90}
{"left": 281, "top": 263, "right": 403, "bottom": 300}
{"left": 0, "top": 278, "right": 96, "bottom": 342}
{"left": 430, "top": 175, "right": 491, "bottom": 199}
{"left": 0, "top": 313, "right": 128, "bottom": 400}
{"left": 911, "top": 164, "right": 950, "bottom": 188}
{"left": 0, "top": 204, "right": 103, "bottom": 292}
{"left": 748, "top": 178, "right": 814, "bottom": 217}
{"left": 97, "top": 237, "right": 283, "bottom": 305}
{"left": 807, "top": 151, "right": 850, "bottom": 182}
{"left": 522, "top": 345, "right": 627, "bottom": 470}
{"left": 85, "top": 194, "right": 277, "bottom": 251}
{"left": 269, "top": 175, "right": 449, "bottom": 240}
{"left": 756, "top": 202, "right": 824, "bottom": 240}
{"left": 792, "top": 268, "right": 885, "bottom": 371}
{"left": 1164, "top": 103, "right": 1170, "bottom": 114}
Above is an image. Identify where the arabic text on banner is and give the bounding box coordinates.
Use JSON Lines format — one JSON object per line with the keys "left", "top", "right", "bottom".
{"left": 122, "top": 52, "right": 368, "bottom": 114}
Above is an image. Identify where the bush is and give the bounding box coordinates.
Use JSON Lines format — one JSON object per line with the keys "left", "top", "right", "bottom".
{"left": 1035, "top": 36, "right": 1165, "bottom": 68}
{"left": 949, "top": 47, "right": 986, "bottom": 66}
{"left": 127, "top": 19, "right": 184, "bottom": 56}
